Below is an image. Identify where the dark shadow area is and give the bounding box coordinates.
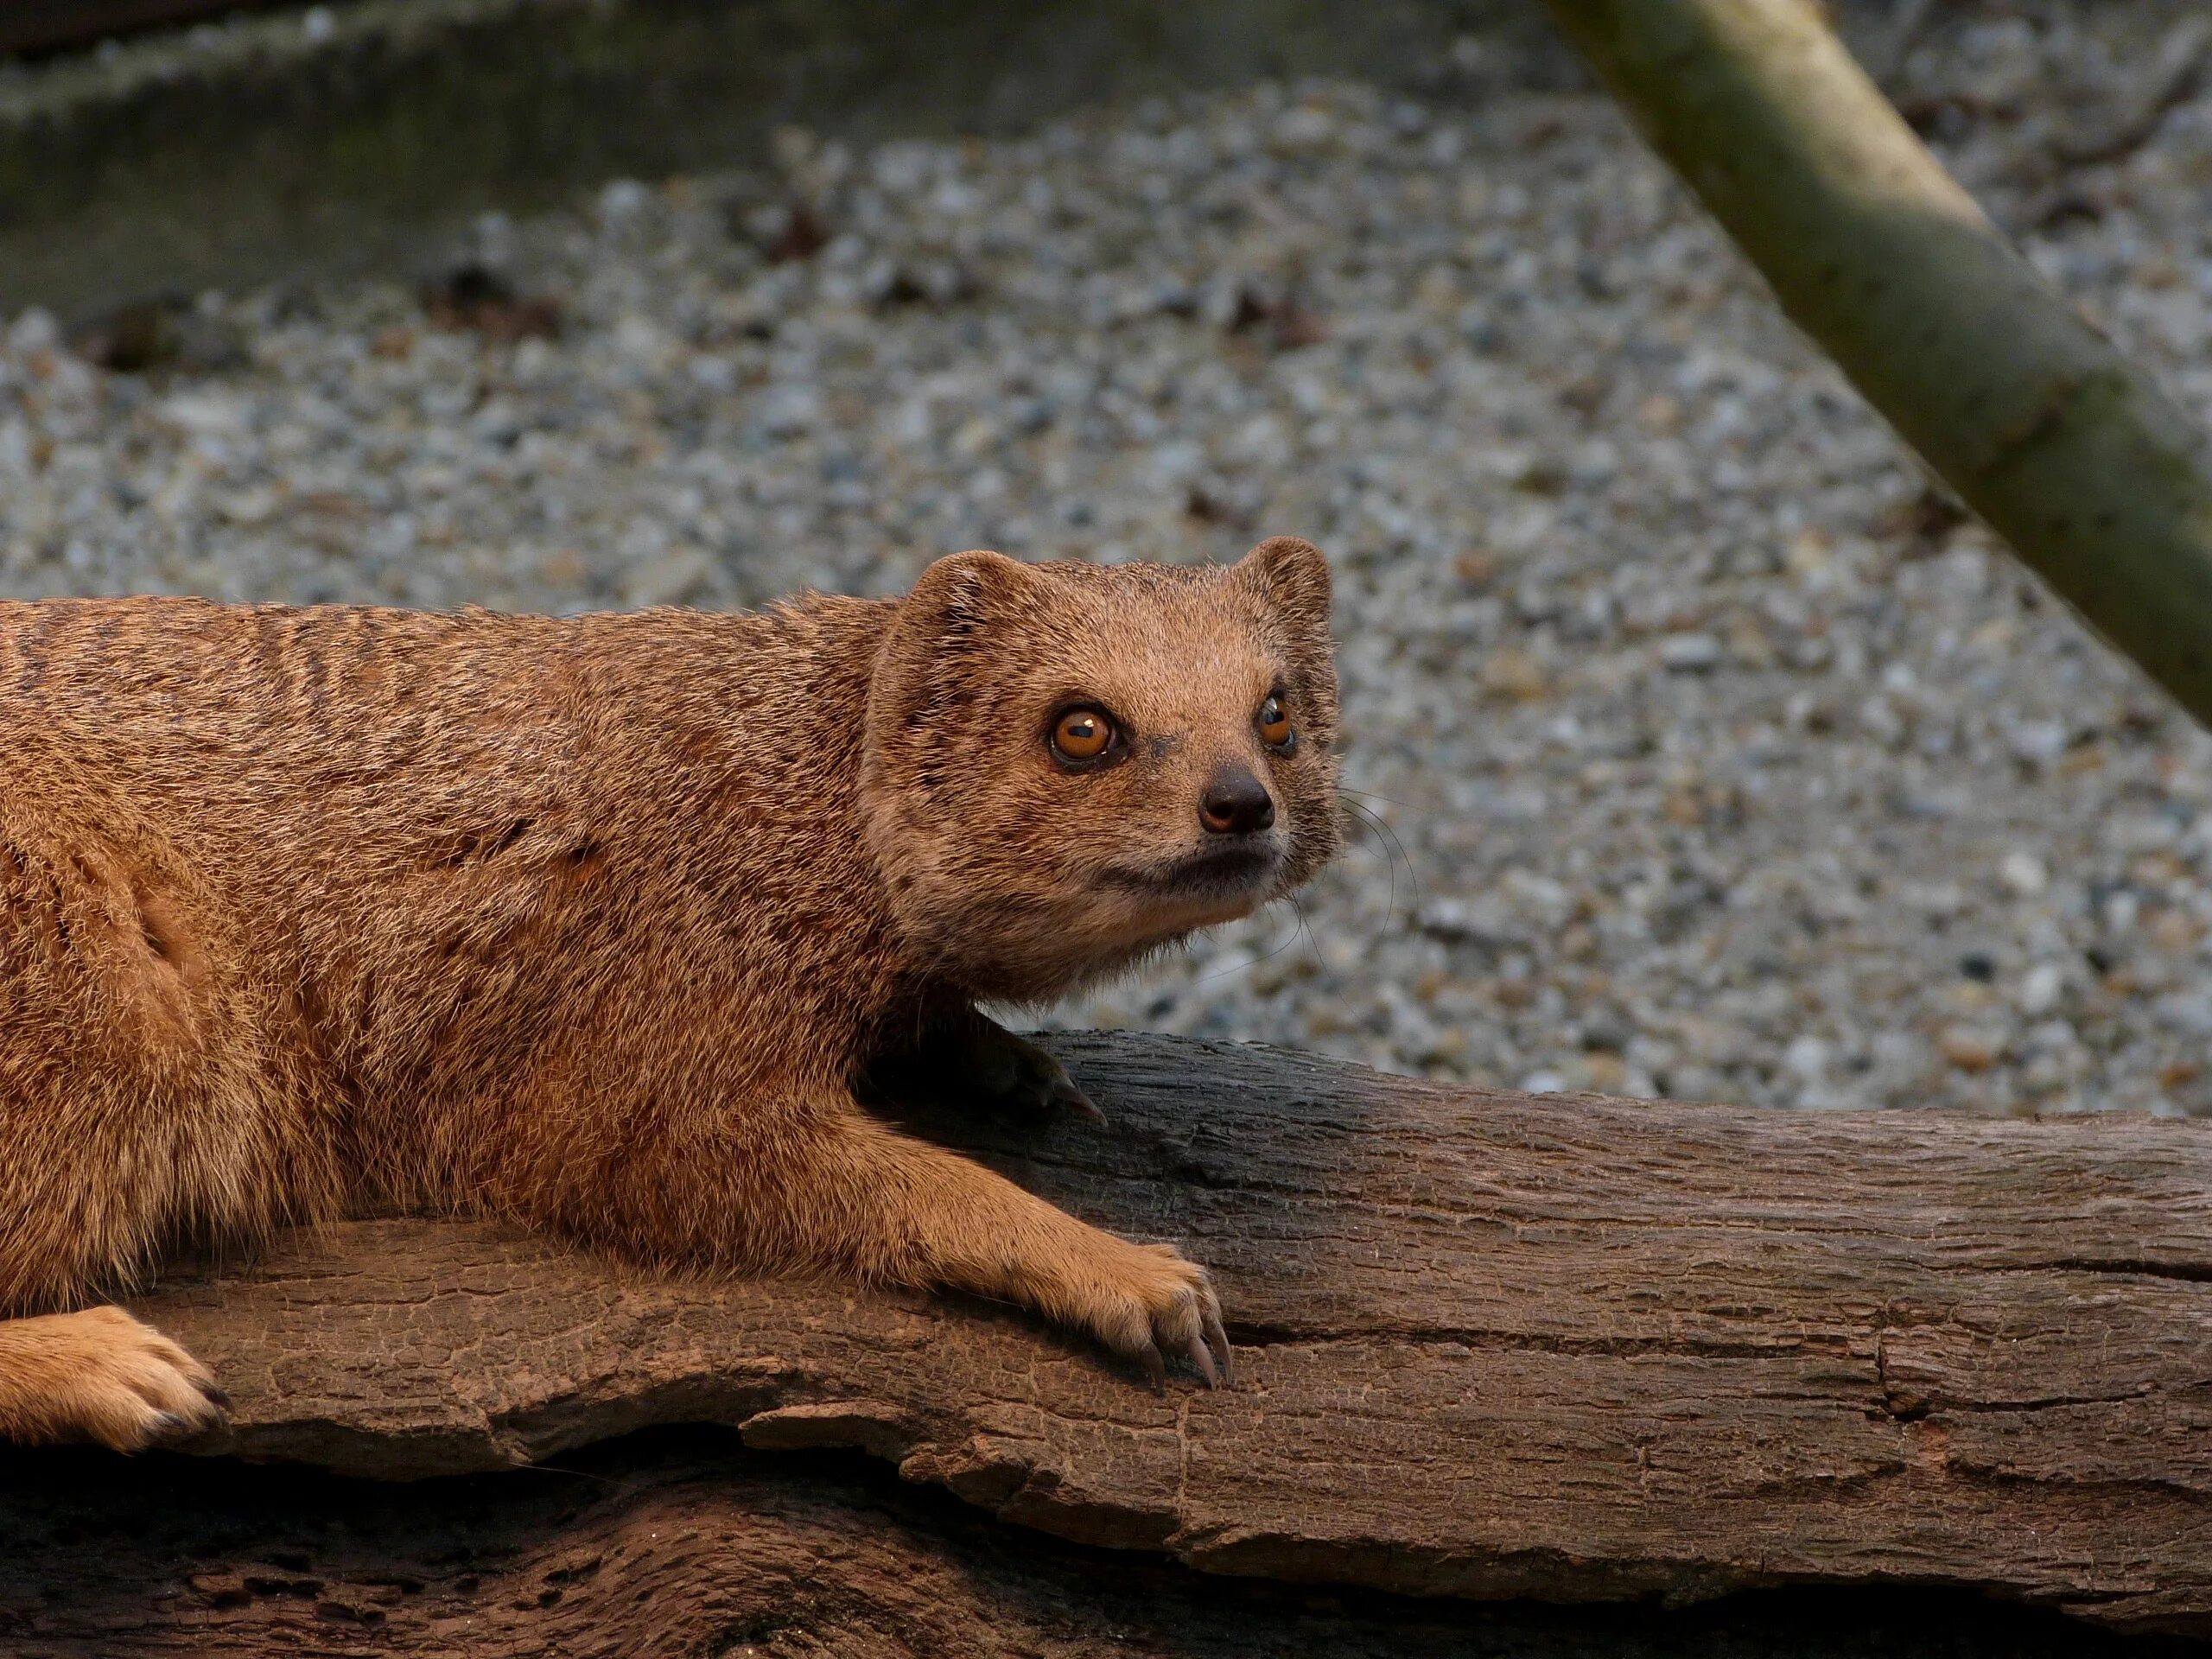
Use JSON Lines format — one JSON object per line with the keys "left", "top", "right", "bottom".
{"left": 1, "top": 1426, "right": 2202, "bottom": 1656}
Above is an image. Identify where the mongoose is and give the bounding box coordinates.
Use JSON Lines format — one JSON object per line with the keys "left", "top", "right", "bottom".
{"left": 0, "top": 537, "right": 1340, "bottom": 1449}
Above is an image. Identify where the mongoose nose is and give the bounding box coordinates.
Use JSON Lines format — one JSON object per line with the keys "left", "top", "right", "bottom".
{"left": 1198, "top": 767, "right": 1276, "bottom": 836}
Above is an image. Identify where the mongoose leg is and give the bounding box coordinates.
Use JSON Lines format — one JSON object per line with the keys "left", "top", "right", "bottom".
{"left": 791, "top": 1113, "right": 1230, "bottom": 1385}
{"left": 0, "top": 804, "right": 308, "bottom": 1447}
{"left": 888, "top": 1010, "right": 1105, "bottom": 1125}
{"left": 537, "top": 1102, "right": 1230, "bottom": 1388}
{"left": 0, "top": 1308, "right": 227, "bottom": 1450}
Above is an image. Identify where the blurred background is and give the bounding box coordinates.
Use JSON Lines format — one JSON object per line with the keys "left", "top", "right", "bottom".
{"left": 4, "top": 0, "right": 2211, "bottom": 1114}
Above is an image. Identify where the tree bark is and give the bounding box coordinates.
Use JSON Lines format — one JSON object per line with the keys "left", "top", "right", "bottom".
{"left": 2, "top": 1033, "right": 2205, "bottom": 1641}
{"left": 1541, "top": 0, "right": 2212, "bottom": 727}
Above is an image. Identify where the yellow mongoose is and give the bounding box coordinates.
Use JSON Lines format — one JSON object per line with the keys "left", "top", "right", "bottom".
{"left": 0, "top": 537, "right": 1339, "bottom": 1448}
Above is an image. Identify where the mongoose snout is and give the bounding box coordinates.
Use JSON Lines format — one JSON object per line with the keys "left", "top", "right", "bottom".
{"left": 0, "top": 535, "right": 1339, "bottom": 1446}
{"left": 1198, "top": 766, "right": 1276, "bottom": 836}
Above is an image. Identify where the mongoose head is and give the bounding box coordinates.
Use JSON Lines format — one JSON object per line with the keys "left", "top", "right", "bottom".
{"left": 861, "top": 537, "right": 1342, "bottom": 1002}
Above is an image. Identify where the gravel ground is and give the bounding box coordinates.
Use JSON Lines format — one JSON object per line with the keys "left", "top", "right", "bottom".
{"left": 7, "top": 6, "right": 2212, "bottom": 1113}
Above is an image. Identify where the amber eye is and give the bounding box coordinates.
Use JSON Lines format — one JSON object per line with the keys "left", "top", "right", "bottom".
{"left": 1051, "top": 707, "right": 1117, "bottom": 763}
{"left": 1256, "top": 693, "right": 1294, "bottom": 750}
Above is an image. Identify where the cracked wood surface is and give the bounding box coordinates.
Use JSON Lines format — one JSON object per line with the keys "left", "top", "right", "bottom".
{"left": 109, "top": 1033, "right": 2212, "bottom": 1634}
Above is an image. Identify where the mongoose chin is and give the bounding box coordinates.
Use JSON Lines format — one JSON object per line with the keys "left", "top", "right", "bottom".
{"left": 0, "top": 536, "right": 1341, "bottom": 1449}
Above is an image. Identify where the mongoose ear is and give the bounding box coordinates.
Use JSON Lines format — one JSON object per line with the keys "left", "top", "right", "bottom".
{"left": 899, "top": 549, "right": 1044, "bottom": 649}
{"left": 1232, "top": 536, "right": 1332, "bottom": 635}
{"left": 868, "top": 550, "right": 1045, "bottom": 751}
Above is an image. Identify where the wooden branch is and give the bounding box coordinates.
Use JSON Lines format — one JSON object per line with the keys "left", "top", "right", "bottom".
{"left": 1541, "top": 0, "right": 2212, "bottom": 730}
{"left": 20, "top": 1032, "right": 2196, "bottom": 1638}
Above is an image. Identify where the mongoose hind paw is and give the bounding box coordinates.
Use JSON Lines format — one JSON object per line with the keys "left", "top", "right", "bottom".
{"left": 953, "top": 1018, "right": 1107, "bottom": 1126}
{"left": 1046, "top": 1071, "right": 1109, "bottom": 1127}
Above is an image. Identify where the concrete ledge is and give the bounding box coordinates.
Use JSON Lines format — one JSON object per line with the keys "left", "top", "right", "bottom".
{"left": 0, "top": 0, "right": 1571, "bottom": 321}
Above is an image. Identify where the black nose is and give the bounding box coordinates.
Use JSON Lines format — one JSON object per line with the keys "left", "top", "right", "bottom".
{"left": 1198, "top": 767, "right": 1276, "bottom": 836}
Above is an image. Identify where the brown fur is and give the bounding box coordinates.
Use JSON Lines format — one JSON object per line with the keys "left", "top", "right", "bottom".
{"left": 0, "top": 538, "right": 1339, "bottom": 1448}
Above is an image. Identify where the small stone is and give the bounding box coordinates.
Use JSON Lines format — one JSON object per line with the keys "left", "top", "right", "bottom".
{"left": 1657, "top": 632, "right": 1722, "bottom": 671}
{"left": 538, "top": 548, "right": 588, "bottom": 588}
{"left": 620, "top": 549, "right": 711, "bottom": 608}
{"left": 1482, "top": 647, "right": 1548, "bottom": 701}
{"left": 10, "top": 308, "right": 60, "bottom": 353}
{"left": 2018, "top": 962, "right": 2065, "bottom": 1017}
{"left": 2008, "top": 721, "right": 2069, "bottom": 766}
{"left": 1453, "top": 550, "right": 1497, "bottom": 587}
{"left": 599, "top": 179, "right": 652, "bottom": 223}
{"left": 1579, "top": 1052, "right": 1628, "bottom": 1092}
{"left": 1635, "top": 392, "right": 1681, "bottom": 434}
{"left": 1783, "top": 1034, "right": 1830, "bottom": 1082}
{"left": 1937, "top": 1029, "right": 2000, "bottom": 1073}
{"left": 1580, "top": 1017, "right": 1630, "bottom": 1054}
{"left": 757, "top": 384, "right": 823, "bottom": 437}
{"left": 1415, "top": 897, "right": 1476, "bottom": 940}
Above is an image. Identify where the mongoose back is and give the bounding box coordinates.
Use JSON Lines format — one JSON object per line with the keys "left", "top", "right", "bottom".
{"left": 0, "top": 537, "right": 1339, "bottom": 1448}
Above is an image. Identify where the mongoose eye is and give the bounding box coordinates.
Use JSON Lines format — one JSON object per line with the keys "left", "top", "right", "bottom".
{"left": 1256, "top": 693, "right": 1294, "bottom": 751}
{"left": 1051, "top": 707, "right": 1119, "bottom": 765}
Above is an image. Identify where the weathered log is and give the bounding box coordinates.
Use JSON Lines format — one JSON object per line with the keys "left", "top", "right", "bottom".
{"left": 16, "top": 1033, "right": 2212, "bottom": 1638}
{"left": 4, "top": 1433, "right": 2188, "bottom": 1656}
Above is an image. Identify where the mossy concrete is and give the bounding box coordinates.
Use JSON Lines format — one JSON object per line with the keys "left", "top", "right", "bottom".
{"left": 0, "top": 0, "right": 1563, "bottom": 321}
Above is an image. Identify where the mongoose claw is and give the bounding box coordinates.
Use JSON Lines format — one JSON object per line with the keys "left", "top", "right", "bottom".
{"left": 947, "top": 1016, "right": 1108, "bottom": 1127}
{"left": 1202, "top": 1307, "right": 1235, "bottom": 1388}
{"left": 1185, "top": 1331, "right": 1220, "bottom": 1388}
{"left": 1049, "top": 1076, "right": 1108, "bottom": 1126}
{"left": 1085, "top": 1242, "right": 1235, "bottom": 1391}
{"left": 1139, "top": 1341, "right": 1170, "bottom": 1393}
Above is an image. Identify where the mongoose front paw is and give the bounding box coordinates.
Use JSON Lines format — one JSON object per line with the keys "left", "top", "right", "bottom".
{"left": 9, "top": 1306, "right": 230, "bottom": 1452}
{"left": 949, "top": 1018, "right": 1106, "bottom": 1126}
{"left": 1078, "top": 1241, "right": 1234, "bottom": 1391}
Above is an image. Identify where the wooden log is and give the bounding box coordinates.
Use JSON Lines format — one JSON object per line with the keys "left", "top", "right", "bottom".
{"left": 3, "top": 1433, "right": 2180, "bottom": 1656}
{"left": 15, "top": 1033, "right": 2212, "bottom": 1637}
